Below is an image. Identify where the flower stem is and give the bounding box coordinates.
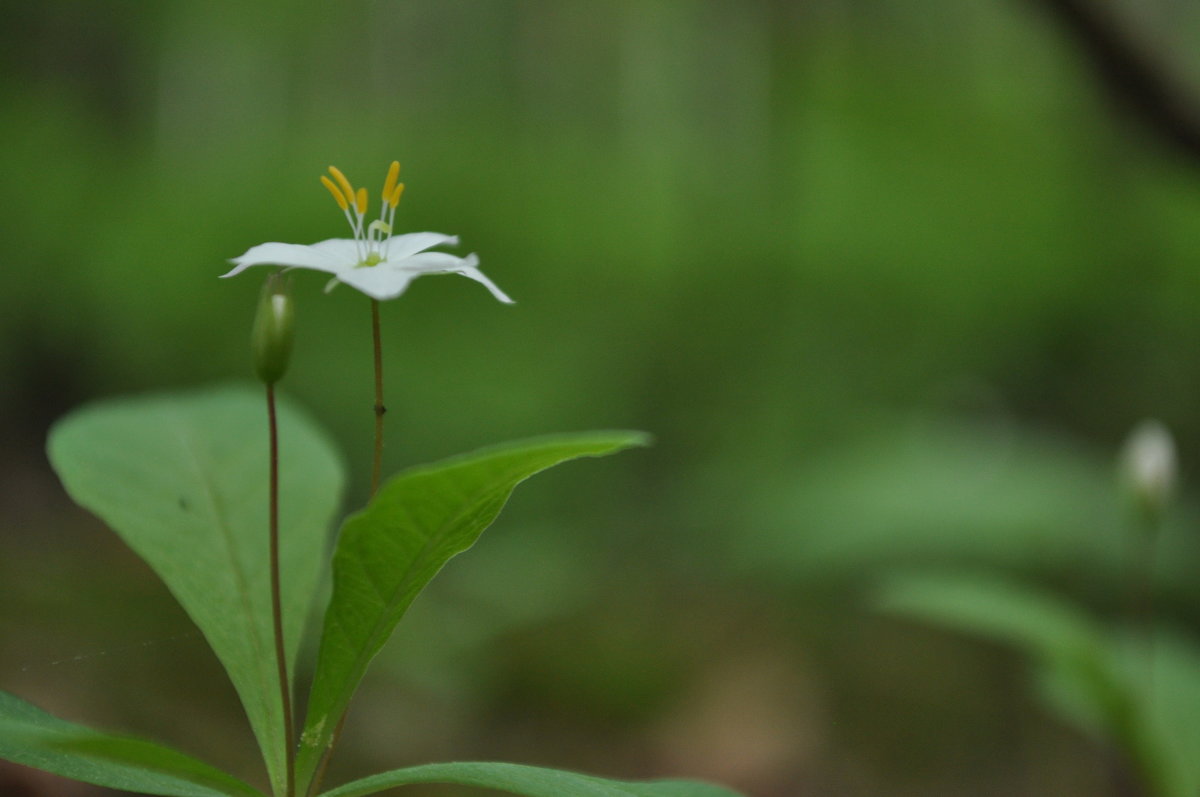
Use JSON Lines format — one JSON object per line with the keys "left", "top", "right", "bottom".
{"left": 267, "top": 384, "right": 295, "bottom": 797}
{"left": 371, "top": 298, "right": 386, "bottom": 497}
{"left": 1132, "top": 514, "right": 1160, "bottom": 698}
{"left": 308, "top": 300, "right": 386, "bottom": 796}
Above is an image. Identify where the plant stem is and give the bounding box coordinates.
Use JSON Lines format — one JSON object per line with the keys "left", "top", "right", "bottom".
{"left": 267, "top": 384, "right": 295, "bottom": 797}
{"left": 371, "top": 298, "right": 386, "bottom": 497}
{"left": 308, "top": 299, "right": 386, "bottom": 796}
{"left": 1134, "top": 514, "right": 1159, "bottom": 698}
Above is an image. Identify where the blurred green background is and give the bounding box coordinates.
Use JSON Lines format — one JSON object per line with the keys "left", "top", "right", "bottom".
{"left": 3, "top": 1, "right": 1200, "bottom": 795}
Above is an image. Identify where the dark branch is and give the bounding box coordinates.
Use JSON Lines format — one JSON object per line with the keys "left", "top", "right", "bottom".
{"left": 1030, "top": 0, "right": 1200, "bottom": 164}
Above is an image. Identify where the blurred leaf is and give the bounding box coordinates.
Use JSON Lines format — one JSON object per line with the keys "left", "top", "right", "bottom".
{"left": 1138, "top": 632, "right": 1200, "bottom": 778}
{"left": 0, "top": 689, "right": 263, "bottom": 797}
{"left": 297, "top": 432, "right": 650, "bottom": 790}
{"left": 879, "top": 571, "right": 1101, "bottom": 654}
{"left": 743, "top": 422, "right": 1200, "bottom": 598}
{"left": 318, "top": 761, "right": 741, "bottom": 797}
{"left": 47, "top": 386, "right": 346, "bottom": 796}
{"left": 1035, "top": 629, "right": 1200, "bottom": 797}
{"left": 880, "top": 572, "right": 1197, "bottom": 797}
{"left": 751, "top": 423, "right": 1115, "bottom": 577}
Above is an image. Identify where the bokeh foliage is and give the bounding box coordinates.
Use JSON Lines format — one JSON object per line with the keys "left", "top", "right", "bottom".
{"left": 3, "top": 1, "right": 1200, "bottom": 795}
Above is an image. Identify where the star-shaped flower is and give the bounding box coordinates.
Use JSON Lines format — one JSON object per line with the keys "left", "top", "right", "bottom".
{"left": 222, "top": 162, "right": 512, "bottom": 303}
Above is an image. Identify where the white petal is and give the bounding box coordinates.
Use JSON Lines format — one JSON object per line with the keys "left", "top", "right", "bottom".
{"left": 392, "top": 250, "right": 480, "bottom": 274}
{"left": 333, "top": 252, "right": 470, "bottom": 301}
{"left": 222, "top": 241, "right": 347, "bottom": 278}
{"left": 335, "top": 265, "right": 419, "bottom": 301}
{"left": 456, "top": 262, "right": 515, "bottom": 304}
{"left": 381, "top": 232, "right": 460, "bottom": 260}
{"left": 287, "top": 248, "right": 512, "bottom": 303}
{"left": 307, "top": 238, "right": 365, "bottom": 263}
{"left": 394, "top": 252, "right": 514, "bottom": 304}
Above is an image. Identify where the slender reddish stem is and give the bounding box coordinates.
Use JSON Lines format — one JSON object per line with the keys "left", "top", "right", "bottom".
{"left": 267, "top": 384, "right": 295, "bottom": 797}
{"left": 309, "top": 300, "right": 386, "bottom": 796}
{"left": 371, "top": 298, "right": 386, "bottom": 497}
{"left": 1134, "top": 516, "right": 1159, "bottom": 698}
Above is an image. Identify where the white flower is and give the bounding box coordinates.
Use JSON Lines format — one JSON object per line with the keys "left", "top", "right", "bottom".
{"left": 222, "top": 162, "right": 513, "bottom": 303}
{"left": 1120, "top": 419, "right": 1176, "bottom": 520}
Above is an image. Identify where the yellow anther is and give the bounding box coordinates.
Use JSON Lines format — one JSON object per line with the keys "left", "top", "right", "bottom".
{"left": 319, "top": 175, "right": 349, "bottom": 211}
{"left": 327, "top": 166, "right": 357, "bottom": 210}
{"left": 381, "top": 161, "right": 400, "bottom": 202}
{"left": 355, "top": 186, "right": 368, "bottom": 215}
{"left": 388, "top": 182, "right": 405, "bottom": 209}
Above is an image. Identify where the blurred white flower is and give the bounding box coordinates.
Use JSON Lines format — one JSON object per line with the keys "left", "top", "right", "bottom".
{"left": 223, "top": 162, "right": 512, "bottom": 303}
{"left": 1120, "top": 419, "right": 1176, "bottom": 523}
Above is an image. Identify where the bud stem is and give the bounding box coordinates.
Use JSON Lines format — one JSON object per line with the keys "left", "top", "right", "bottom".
{"left": 267, "top": 384, "right": 295, "bottom": 797}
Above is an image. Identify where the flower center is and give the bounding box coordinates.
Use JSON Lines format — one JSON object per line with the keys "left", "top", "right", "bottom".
{"left": 319, "top": 161, "right": 405, "bottom": 266}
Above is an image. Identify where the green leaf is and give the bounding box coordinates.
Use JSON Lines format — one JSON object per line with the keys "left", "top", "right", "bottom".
{"left": 318, "top": 761, "right": 741, "bottom": 797}
{"left": 878, "top": 573, "right": 1195, "bottom": 797}
{"left": 878, "top": 571, "right": 1102, "bottom": 655}
{"left": 47, "top": 386, "right": 346, "bottom": 796}
{"left": 0, "top": 689, "right": 263, "bottom": 797}
{"left": 297, "top": 432, "right": 650, "bottom": 789}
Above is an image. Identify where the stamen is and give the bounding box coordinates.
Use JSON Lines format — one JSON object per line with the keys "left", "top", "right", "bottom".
{"left": 346, "top": 206, "right": 365, "bottom": 259}
{"left": 320, "top": 176, "right": 349, "bottom": 211}
{"left": 356, "top": 187, "right": 368, "bottom": 215}
{"left": 381, "top": 161, "right": 400, "bottom": 202}
{"left": 382, "top": 184, "right": 402, "bottom": 258}
{"left": 327, "top": 166, "right": 357, "bottom": 210}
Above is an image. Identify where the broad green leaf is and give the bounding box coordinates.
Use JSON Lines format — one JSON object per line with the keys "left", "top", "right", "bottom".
{"left": 1034, "top": 630, "right": 1200, "bottom": 797}
{"left": 879, "top": 573, "right": 1195, "bottom": 797}
{"left": 878, "top": 571, "right": 1102, "bottom": 655}
{"left": 297, "top": 432, "right": 650, "bottom": 788}
{"left": 47, "top": 386, "right": 346, "bottom": 796}
{"left": 319, "top": 761, "right": 742, "bottom": 797}
{"left": 0, "top": 689, "right": 263, "bottom": 797}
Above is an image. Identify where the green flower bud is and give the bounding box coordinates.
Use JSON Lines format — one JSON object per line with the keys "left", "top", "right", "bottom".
{"left": 1120, "top": 419, "right": 1176, "bottom": 531}
{"left": 252, "top": 272, "right": 295, "bottom": 385}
